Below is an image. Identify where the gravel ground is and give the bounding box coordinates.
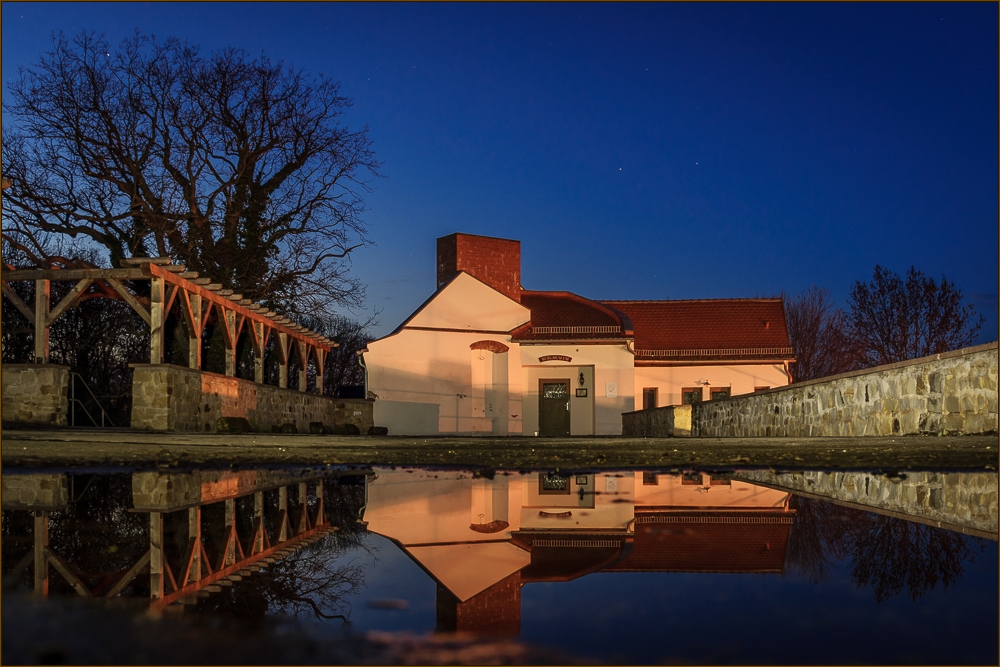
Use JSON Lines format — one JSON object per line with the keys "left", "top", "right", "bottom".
{"left": 1, "top": 429, "right": 996, "bottom": 472}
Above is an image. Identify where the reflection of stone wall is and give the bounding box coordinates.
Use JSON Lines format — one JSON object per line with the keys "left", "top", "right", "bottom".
{"left": 1, "top": 474, "right": 70, "bottom": 509}
{"left": 737, "top": 470, "right": 998, "bottom": 538}
{"left": 623, "top": 343, "right": 997, "bottom": 437}
{"left": 132, "top": 469, "right": 309, "bottom": 510}
{"left": 1, "top": 364, "right": 70, "bottom": 426}
{"left": 130, "top": 363, "right": 373, "bottom": 433}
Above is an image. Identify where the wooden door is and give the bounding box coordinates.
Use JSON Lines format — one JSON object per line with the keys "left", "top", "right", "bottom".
{"left": 538, "top": 380, "right": 570, "bottom": 436}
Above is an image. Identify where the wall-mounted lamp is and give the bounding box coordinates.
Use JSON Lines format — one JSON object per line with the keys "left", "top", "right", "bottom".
{"left": 697, "top": 378, "right": 710, "bottom": 386}
{"left": 579, "top": 372, "right": 586, "bottom": 387}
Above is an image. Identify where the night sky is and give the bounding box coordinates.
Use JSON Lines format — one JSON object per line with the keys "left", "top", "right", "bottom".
{"left": 3, "top": 3, "right": 997, "bottom": 339}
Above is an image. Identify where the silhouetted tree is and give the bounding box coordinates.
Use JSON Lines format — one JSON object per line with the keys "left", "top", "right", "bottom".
{"left": 2, "top": 30, "right": 379, "bottom": 318}
{"left": 785, "top": 287, "right": 857, "bottom": 381}
{"left": 846, "top": 266, "right": 983, "bottom": 368}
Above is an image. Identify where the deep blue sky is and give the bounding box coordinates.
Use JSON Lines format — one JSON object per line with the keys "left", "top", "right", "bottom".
{"left": 3, "top": 3, "right": 997, "bottom": 339}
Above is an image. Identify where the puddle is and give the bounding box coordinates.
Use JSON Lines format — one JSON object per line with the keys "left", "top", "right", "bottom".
{"left": 2, "top": 466, "right": 997, "bottom": 664}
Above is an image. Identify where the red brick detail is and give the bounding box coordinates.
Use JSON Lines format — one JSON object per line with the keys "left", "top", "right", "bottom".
{"left": 470, "top": 340, "right": 510, "bottom": 354}
{"left": 437, "top": 233, "right": 521, "bottom": 302}
{"left": 436, "top": 572, "right": 522, "bottom": 635}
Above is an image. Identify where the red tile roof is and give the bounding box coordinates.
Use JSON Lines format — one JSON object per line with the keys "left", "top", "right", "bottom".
{"left": 601, "top": 298, "right": 794, "bottom": 360}
{"left": 601, "top": 510, "right": 794, "bottom": 573}
{"left": 512, "top": 291, "right": 630, "bottom": 341}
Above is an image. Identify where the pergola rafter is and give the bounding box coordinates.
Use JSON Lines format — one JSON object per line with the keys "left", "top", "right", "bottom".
{"left": 1, "top": 258, "right": 338, "bottom": 393}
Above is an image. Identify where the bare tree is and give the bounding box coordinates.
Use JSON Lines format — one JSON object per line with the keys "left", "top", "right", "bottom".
{"left": 2, "top": 31, "right": 379, "bottom": 317}
{"left": 784, "top": 286, "right": 857, "bottom": 381}
{"left": 846, "top": 266, "right": 983, "bottom": 368}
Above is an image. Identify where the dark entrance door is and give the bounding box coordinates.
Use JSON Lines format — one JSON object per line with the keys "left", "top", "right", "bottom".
{"left": 539, "top": 380, "right": 571, "bottom": 436}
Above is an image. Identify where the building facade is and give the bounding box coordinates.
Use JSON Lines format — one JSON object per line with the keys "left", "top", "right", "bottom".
{"left": 361, "top": 233, "right": 794, "bottom": 436}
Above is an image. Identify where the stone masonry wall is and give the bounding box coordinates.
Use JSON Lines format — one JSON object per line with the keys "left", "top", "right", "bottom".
{"left": 130, "top": 363, "right": 374, "bottom": 433}
{"left": 622, "top": 343, "right": 997, "bottom": 437}
{"left": 1, "top": 364, "right": 70, "bottom": 426}
{"left": 1, "top": 474, "right": 70, "bottom": 509}
{"left": 737, "top": 470, "right": 998, "bottom": 537}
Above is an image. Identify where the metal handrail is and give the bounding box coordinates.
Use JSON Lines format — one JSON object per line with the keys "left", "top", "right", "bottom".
{"left": 69, "top": 373, "right": 116, "bottom": 428}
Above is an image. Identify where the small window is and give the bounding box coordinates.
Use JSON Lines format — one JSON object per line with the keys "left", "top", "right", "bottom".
{"left": 642, "top": 472, "right": 658, "bottom": 486}
{"left": 539, "top": 474, "right": 571, "bottom": 495}
{"left": 754, "top": 386, "right": 770, "bottom": 392}
{"left": 709, "top": 475, "right": 731, "bottom": 486}
{"left": 710, "top": 388, "right": 730, "bottom": 400}
{"left": 682, "top": 388, "right": 703, "bottom": 405}
{"left": 642, "top": 388, "right": 658, "bottom": 410}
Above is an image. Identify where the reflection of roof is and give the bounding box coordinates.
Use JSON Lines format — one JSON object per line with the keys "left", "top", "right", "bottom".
{"left": 601, "top": 299, "right": 794, "bottom": 361}
{"left": 511, "top": 532, "right": 632, "bottom": 582}
{"left": 406, "top": 541, "right": 531, "bottom": 602}
{"left": 601, "top": 510, "right": 794, "bottom": 573}
{"left": 512, "top": 291, "right": 630, "bottom": 341}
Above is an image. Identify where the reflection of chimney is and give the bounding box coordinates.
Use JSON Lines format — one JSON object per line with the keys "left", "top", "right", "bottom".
{"left": 435, "top": 571, "right": 521, "bottom": 635}
{"left": 436, "top": 233, "right": 521, "bottom": 302}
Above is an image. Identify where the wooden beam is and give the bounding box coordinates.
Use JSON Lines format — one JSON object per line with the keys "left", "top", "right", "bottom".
{"left": 150, "top": 512, "right": 164, "bottom": 600}
{"left": 149, "top": 276, "right": 165, "bottom": 364}
{"left": 2, "top": 267, "right": 145, "bottom": 281}
{"left": 34, "top": 279, "right": 49, "bottom": 363}
{"left": 1, "top": 281, "right": 35, "bottom": 321}
{"left": 120, "top": 257, "right": 172, "bottom": 266}
{"left": 44, "top": 548, "right": 92, "bottom": 597}
{"left": 46, "top": 279, "right": 93, "bottom": 326}
{"left": 33, "top": 511, "right": 48, "bottom": 595}
{"left": 104, "top": 550, "right": 151, "bottom": 598}
{"left": 105, "top": 278, "right": 152, "bottom": 326}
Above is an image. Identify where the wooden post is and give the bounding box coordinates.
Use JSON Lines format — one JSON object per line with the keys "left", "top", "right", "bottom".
{"left": 254, "top": 322, "right": 265, "bottom": 384}
{"left": 298, "top": 341, "right": 308, "bottom": 392}
{"left": 33, "top": 279, "right": 49, "bottom": 364}
{"left": 150, "top": 512, "right": 164, "bottom": 599}
{"left": 33, "top": 511, "right": 49, "bottom": 595}
{"left": 188, "top": 507, "right": 201, "bottom": 583}
{"left": 298, "top": 482, "right": 309, "bottom": 534}
{"left": 149, "top": 276, "right": 165, "bottom": 364}
{"left": 188, "top": 293, "right": 202, "bottom": 370}
{"left": 223, "top": 499, "right": 236, "bottom": 567}
{"left": 316, "top": 349, "right": 326, "bottom": 396}
{"left": 253, "top": 491, "right": 265, "bottom": 554}
{"left": 315, "top": 480, "right": 324, "bottom": 527}
{"left": 278, "top": 486, "right": 289, "bottom": 542}
{"left": 278, "top": 332, "right": 289, "bottom": 388}
{"left": 224, "top": 310, "right": 236, "bottom": 377}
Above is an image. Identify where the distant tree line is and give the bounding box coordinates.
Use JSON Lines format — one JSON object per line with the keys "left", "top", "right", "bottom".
{"left": 785, "top": 265, "right": 984, "bottom": 382}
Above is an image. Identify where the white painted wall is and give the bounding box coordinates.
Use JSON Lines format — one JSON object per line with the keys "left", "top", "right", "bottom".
{"left": 633, "top": 363, "right": 790, "bottom": 408}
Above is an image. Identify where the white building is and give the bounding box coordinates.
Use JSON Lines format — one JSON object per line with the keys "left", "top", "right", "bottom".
{"left": 361, "top": 233, "right": 794, "bottom": 436}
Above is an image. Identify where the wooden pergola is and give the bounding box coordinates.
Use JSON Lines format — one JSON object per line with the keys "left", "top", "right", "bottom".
{"left": 1, "top": 258, "right": 337, "bottom": 392}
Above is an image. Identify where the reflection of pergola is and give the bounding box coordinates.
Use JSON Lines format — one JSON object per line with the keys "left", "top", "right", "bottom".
{"left": 1, "top": 258, "right": 336, "bottom": 391}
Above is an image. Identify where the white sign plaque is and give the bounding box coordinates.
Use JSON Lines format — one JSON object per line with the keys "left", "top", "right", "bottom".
{"left": 605, "top": 382, "right": 617, "bottom": 398}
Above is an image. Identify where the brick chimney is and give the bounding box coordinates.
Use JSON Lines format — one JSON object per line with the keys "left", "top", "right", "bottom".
{"left": 436, "top": 233, "right": 521, "bottom": 302}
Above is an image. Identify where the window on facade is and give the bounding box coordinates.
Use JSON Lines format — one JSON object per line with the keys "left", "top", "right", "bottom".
{"left": 754, "top": 386, "right": 770, "bottom": 392}
{"left": 710, "top": 388, "right": 730, "bottom": 400}
{"left": 681, "top": 472, "right": 703, "bottom": 485}
{"left": 682, "top": 388, "right": 703, "bottom": 405}
{"left": 709, "top": 475, "right": 732, "bottom": 486}
{"left": 642, "top": 388, "right": 658, "bottom": 410}
{"left": 642, "top": 472, "right": 658, "bottom": 486}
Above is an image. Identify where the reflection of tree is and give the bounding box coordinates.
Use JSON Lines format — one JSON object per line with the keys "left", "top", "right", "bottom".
{"left": 194, "top": 475, "right": 372, "bottom": 622}
{"left": 785, "top": 496, "right": 987, "bottom": 602}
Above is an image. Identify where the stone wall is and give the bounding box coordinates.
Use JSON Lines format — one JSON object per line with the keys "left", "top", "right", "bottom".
{"left": 130, "top": 364, "right": 374, "bottom": 433}
{"left": 622, "top": 343, "right": 998, "bottom": 437}
{"left": 622, "top": 404, "right": 689, "bottom": 437}
{"left": 736, "top": 470, "right": 998, "bottom": 538}
{"left": 1, "top": 364, "right": 70, "bottom": 426}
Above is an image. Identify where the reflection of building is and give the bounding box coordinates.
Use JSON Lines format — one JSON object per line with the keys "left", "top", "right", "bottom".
{"left": 361, "top": 233, "right": 794, "bottom": 436}
{"left": 363, "top": 469, "right": 794, "bottom": 635}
